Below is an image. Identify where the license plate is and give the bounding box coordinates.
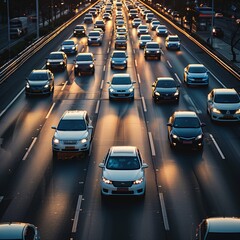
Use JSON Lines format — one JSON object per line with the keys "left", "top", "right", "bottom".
{"left": 182, "top": 141, "right": 192, "bottom": 144}
{"left": 65, "top": 146, "right": 75, "bottom": 149}
{"left": 117, "top": 188, "right": 128, "bottom": 192}
{"left": 224, "top": 115, "right": 233, "bottom": 119}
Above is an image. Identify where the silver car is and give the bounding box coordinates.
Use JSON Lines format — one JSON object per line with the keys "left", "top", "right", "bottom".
{"left": 99, "top": 146, "right": 148, "bottom": 197}
{"left": 207, "top": 88, "right": 240, "bottom": 122}
{"left": 110, "top": 50, "right": 128, "bottom": 69}
{"left": 165, "top": 35, "right": 181, "bottom": 50}
{"left": 61, "top": 39, "right": 78, "bottom": 54}
{"left": 184, "top": 64, "right": 209, "bottom": 86}
{"left": 108, "top": 73, "right": 136, "bottom": 100}
{"left": 156, "top": 25, "right": 168, "bottom": 36}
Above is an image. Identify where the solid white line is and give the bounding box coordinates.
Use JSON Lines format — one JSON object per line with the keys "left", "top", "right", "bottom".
{"left": 0, "top": 88, "right": 25, "bottom": 118}
{"left": 61, "top": 81, "right": 68, "bottom": 91}
{"left": 22, "top": 137, "right": 37, "bottom": 161}
{"left": 148, "top": 132, "right": 156, "bottom": 156}
{"left": 133, "top": 49, "right": 135, "bottom": 54}
{"left": 0, "top": 196, "right": 3, "bottom": 202}
{"left": 174, "top": 73, "right": 181, "bottom": 84}
{"left": 100, "top": 80, "right": 104, "bottom": 90}
{"left": 135, "top": 59, "right": 137, "bottom": 67}
{"left": 103, "top": 65, "right": 106, "bottom": 72}
{"left": 141, "top": 97, "right": 147, "bottom": 112}
{"left": 95, "top": 100, "right": 100, "bottom": 114}
{"left": 72, "top": 195, "right": 83, "bottom": 233}
{"left": 167, "top": 60, "right": 172, "bottom": 68}
{"left": 209, "top": 134, "right": 225, "bottom": 159}
{"left": 137, "top": 73, "right": 141, "bottom": 83}
{"left": 159, "top": 193, "right": 170, "bottom": 231}
{"left": 45, "top": 103, "right": 55, "bottom": 119}
{"left": 107, "top": 47, "right": 110, "bottom": 54}
{"left": 186, "top": 96, "right": 202, "bottom": 114}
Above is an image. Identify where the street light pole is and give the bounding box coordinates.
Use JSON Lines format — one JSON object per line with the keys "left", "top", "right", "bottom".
{"left": 7, "top": 0, "right": 10, "bottom": 59}
{"left": 210, "top": 0, "right": 214, "bottom": 47}
{"left": 36, "top": 0, "right": 39, "bottom": 39}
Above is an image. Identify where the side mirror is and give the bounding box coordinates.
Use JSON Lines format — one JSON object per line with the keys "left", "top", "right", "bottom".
{"left": 142, "top": 163, "right": 148, "bottom": 169}
{"left": 51, "top": 126, "right": 57, "bottom": 130}
{"left": 167, "top": 123, "right": 172, "bottom": 127}
{"left": 88, "top": 125, "right": 94, "bottom": 129}
{"left": 132, "top": 81, "right": 136, "bottom": 84}
{"left": 99, "top": 163, "right": 104, "bottom": 168}
{"left": 201, "top": 122, "right": 206, "bottom": 127}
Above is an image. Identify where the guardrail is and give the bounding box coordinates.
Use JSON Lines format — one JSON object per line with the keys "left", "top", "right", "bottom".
{"left": 0, "top": 3, "right": 93, "bottom": 85}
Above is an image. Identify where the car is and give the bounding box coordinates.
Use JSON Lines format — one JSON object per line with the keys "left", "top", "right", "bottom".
{"left": 94, "top": 20, "right": 105, "bottom": 30}
{"left": 116, "top": 19, "right": 125, "bottom": 27}
{"left": 150, "top": 20, "right": 161, "bottom": 30}
{"left": 207, "top": 88, "right": 240, "bottom": 122}
{"left": 25, "top": 69, "right": 54, "bottom": 96}
{"left": 144, "top": 41, "right": 161, "bottom": 60}
{"left": 137, "top": 24, "right": 149, "bottom": 36}
{"left": 89, "top": 8, "right": 98, "bottom": 17}
{"left": 52, "top": 110, "right": 93, "bottom": 159}
{"left": 145, "top": 13, "right": 154, "bottom": 23}
{"left": 165, "top": 35, "right": 181, "bottom": 50}
{"left": 156, "top": 25, "right": 168, "bottom": 36}
{"left": 132, "top": 18, "right": 142, "bottom": 28}
{"left": 138, "top": 34, "right": 152, "bottom": 49}
{"left": 73, "top": 24, "right": 86, "bottom": 37}
{"left": 107, "top": 73, "right": 136, "bottom": 100}
{"left": 83, "top": 13, "right": 93, "bottom": 23}
{"left": 110, "top": 50, "right": 128, "bottom": 69}
{"left": 167, "top": 111, "right": 205, "bottom": 150}
{"left": 142, "top": 9, "right": 151, "bottom": 19}
{"left": 212, "top": 26, "right": 224, "bottom": 38}
{"left": 74, "top": 53, "right": 95, "bottom": 75}
{"left": 93, "top": 28, "right": 104, "bottom": 37}
{"left": 87, "top": 31, "right": 103, "bottom": 46}
{"left": 61, "top": 39, "right": 78, "bottom": 54}
{"left": 102, "top": 12, "right": 112, "bottom": 21}
{"left": 115, "top": 26, "right": 128, "bottom": 38}
{"left": 114, "top": 34, "right": 127, "bottom": 49}
{"left": 152, "top": 77, "right": 180, "bottom": 102}
{"left": 46, "top": 51, "right": 67, "bottom": 71}
{"left": 196, "top": 217, "right": 240, "bottom": 240}
{"left": 171, "top": 11, "right": 180, "bottom": 18}
{"left": 215, "top": 12, "right": 223, "bottom": 18}
{"left": 98, "top": 146, "right": 148, "bottom": 197}
{"left": 184, "top": 64, "right": 209, "bottom": 86}
{"left": 0, "top": 222, "right": 40, "bottom": 240}
{"left": 129, "top": 9, "right": 138, "bottom": 19}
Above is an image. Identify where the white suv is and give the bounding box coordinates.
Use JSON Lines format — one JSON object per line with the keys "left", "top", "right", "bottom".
{"left": 52, "top": 110, "right": 93, "bottom": 159}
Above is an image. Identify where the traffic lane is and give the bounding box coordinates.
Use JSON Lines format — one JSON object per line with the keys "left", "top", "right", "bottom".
{"left": 75, "top": 99, "right": 166, "bottom": 240}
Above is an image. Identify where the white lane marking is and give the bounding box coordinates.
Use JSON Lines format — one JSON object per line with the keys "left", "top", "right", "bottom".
{"left": 135, "top": 59, "right": 138, "bottom": 67}
{"left": 72, "top": 195, "right": 83, "bottom": 233}
{"left": 103, "top": 65, "right": 106, "bottom": 72}
{"left": 0, "top": 88, "right": 25, "bottom": 118}
{"left": 174, "top": 73, "right": 182, "bottom": 84}
{"left": 167, "top": 60, "right": 172, "bottom": 68}
{"left": 141, "top": 97, "right": 147, "bottom": 112}
{"left": 148, "top": 132, "right": 156, "bottom": 156}
{"left": 22, "top": 137, "right": 37, "bottom": 161}
{"left": 209, "top": 134, "right": 225, "bottom": 159}
{"left": 185, "top": 95, "right": 202, "bottom": 114}
{"left": 0, "top": 196, "right": 3, "bottom": 202}
{"left": 45, "top": 103, "right": 55, "bottom": 119}
{"left": 100, "top": 80, "right": 104, "bottom": 90}
{"left": 133, "top": 49, "right": 135, "bottom": 54}
{"left": 137, "top": 73, "right": 141, "bottom": 83}
{"left": 95, "top": 100, "right": 100, "bottom": 114}
{"left": 61, "top": 81, "right": 68, "bottom": 91}
{"left": 107, "top": 47, "right": 110, "bottom": 54}
{"left": 159, "top": 193, "right": 170, "bottom": 231}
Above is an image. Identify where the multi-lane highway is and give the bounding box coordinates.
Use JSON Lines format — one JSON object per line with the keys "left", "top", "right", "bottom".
{"left": 0, "top": 1, "right": 240, "bottom": 240}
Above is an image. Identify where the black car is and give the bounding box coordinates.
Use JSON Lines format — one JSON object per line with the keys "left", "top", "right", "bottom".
{"left": 46, "top": 51, "right": 67, "bottom": 71}
{"left": 74, "top": 53, "right": 95, "bottom": 75}
{"left": 152, "top": 77, "right": 180, "bottom": 102}
{"left": 115, "top": 35, "right": 127, "bottom": 49}
{"left": 25, "top": 69, "right": 54, "bottom": 96}
{"left": 144, "top": 42, "right": 161, "bottom": 60}
{"left": 167, "top": 111, "right": 205, "bottom": 150}
{"left": 94, "top": 20, "right": 105, "bottom": 31}
{"left": 73, "top": 25, "right": 86, "bottom": 37}
{"left": 87, "top": 31, "right": 103, "bottom": 46}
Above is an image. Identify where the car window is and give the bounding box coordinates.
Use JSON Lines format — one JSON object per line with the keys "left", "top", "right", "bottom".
{"left": 29, "top": 72, "right": 48, "bottom": 80}
{"left": 147, "top": 43, "right": 159, "bottom": 48}
{"left": 214, "top": 94, "right": 240, "bottom": 103}
{"left": 189, "top": 66, "right": 206, "bottom": 73}
{"left": 48, "top": 53, "right": 63, "bottom": 59}
{"left": 205, "top": 232, "right": 240, "bottom": 240}
{"left": 57, "top": 119, "right": 87, "bottom": 131}
{"left": 112, "top": 76, "right": 131, "bottom": 84}
{"left": 173, "top": 117, "right": 200, "bottom": 128}
{"left": 112, "top": 52, "right": 126, "bottom": 58}
{"left": 76, "top": 55, "right": 92, "bottom": 61}
{"left": 106, "top": 156, "right": 140, "bottom": 170}
{"left": 156, "top": 80, "right": 176, "bottom": 88}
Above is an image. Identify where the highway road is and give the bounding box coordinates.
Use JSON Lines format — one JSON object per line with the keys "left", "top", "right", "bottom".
{"left": 0, "top": 1, "right": 240, "bottom": 240}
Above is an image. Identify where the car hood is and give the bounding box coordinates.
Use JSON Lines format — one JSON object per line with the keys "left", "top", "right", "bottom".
{"left": 47, "top": 59, "right": 63, "bottom": 63}
{"left": 214, "top": 102, "right": 240, "bottom": 110}
{"left": 62, "top": 45, "right": 74, "bottom": 49}
{"left": 111, "top": 57, "right": 127, "bottom": 62}
{"left": 167, "top": 41, "right": 180, "bottom": 44}
{"left": 146, "top": 47, "right": 160, "bottom": 51}
{"left": 76, "top": 60, "right": 93, "bottom": 64}
{"left": 188, "top": 72, "right": 208, "bottom": 77}
{"left": 172, "top": 127, "right": 202, "bottom": 138}
{"left": 54, "top": 130, "right": 88, "bottom": 140}
{"left": 103, "top": 169, "right": 143, "bottom": 181}
{"left": 110, "top": 84, "right": 132, "bottom": 90}
{"left": 140, "top": 39, "right": 151, "bottom": 43}
{"left": 28, "top": 80, "right": 49, "bottom": 86}
{"left": 156, "top": 87, "right": 177, "bottom": 93}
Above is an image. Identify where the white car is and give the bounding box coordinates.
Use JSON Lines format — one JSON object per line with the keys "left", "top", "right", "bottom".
{"left": 99, "top": 146, "right": 148, "bottom": 197}
{"left": 61, "top": 39, "right": 78, "bottom": 54}
{"left": 165, "top": 35, "right": 181, "bottom": 50}
{"left": 52, "top": 110, "right": 93, "bottom": 159}
{"left": 207, "top": 88, "right": 240, "bottom": 122}
{"left": 156, "top": 25, "right": 168, "bottom": 36}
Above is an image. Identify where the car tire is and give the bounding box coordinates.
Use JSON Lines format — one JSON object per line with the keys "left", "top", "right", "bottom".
{"left": 52, "top": 150, "right": 58, "bottom": 160}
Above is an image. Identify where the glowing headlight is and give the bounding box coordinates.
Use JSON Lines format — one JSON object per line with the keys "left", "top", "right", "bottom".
{"left": 156, "top": 50, "right": 160, "bottom": 53}
{"left": 72, "top": 46, "right": 75, "bottom": 50}
{"left": 133, "top": 177, "right": 144, "bottom": 184}
{"left": 146, "top": 50, "right": 150, "bottom": 53}
{"left": 129, "top": 88, "right": 134, "bottom": 92}
{"left": 44, "top": 83, "right": 50, "bottom": 88}
{"left": 154, "top": 91, "right": 160, "bottom": 96}
{"left": 112, "top": 60, "right": 115, "bottom": 63}
{"left": 109, "top": 88, "right": 115, "bottom": 93}
{"left": 172, "top": 134, "right": 179, "bottom": 139}
{"left": 195, "top": 134, "right": 203, "bottom": 140}
{"left": 61, "top": 47, "right": 65, "bottom": 50}
{"left": 53, "top": 138, "right": 60, "bottom": 144}
{"left": 46, "top": 62, "right": 50, "bottom": 65}
{"left": 212, "top": 108, "right": 221, "bottom": 114}
{"left": 174, "top": 90, "right": 179, "bottom": 96}
{"left": 75, "top": 64, "right": 78, "bottom": 68}
{"left": 90, "top": 64, "right": 94, "bottom": 68}
{"left": 25, "top": 83, "right": 30, "bottom": 88}
{"left": 74, "top": 31, "right": 76, "bottom": 33}
{"left": 102, "top": 177, "right": 112, "bottom": 184}
{"left": 236, "top": 109, "right": 240, "bottom": 114}
{"left": 81, "top": 138, "right": 87, "bottom": 144}
{"left": 60, "top": 61, "right": 63, "bottom": 65}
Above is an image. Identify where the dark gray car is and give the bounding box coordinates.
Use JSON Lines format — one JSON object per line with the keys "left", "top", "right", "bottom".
{"left": 74, "top": 53, "right": 95, "bottom": 75}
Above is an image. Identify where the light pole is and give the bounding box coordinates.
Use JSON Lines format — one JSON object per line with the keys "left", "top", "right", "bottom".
{"left": 210, "top": 0, "right": 214, "bottom": 47}
{"left": 36, "top": 0, "right": 39, "bottom": 38}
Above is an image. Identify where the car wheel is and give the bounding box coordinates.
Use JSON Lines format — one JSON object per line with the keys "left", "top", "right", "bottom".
{"left": 52, "top": 150, "right": 58, "bottom": 160}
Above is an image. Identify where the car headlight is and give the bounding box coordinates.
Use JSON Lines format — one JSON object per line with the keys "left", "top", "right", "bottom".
{"left": 53, "top": 138, "right": 60, "bottom": 144}
{"left": 123, "top": 60, "right": 126, "bottom": 63}
{"left": 129, "top": 87, "right": 134, "bottom": 92}
{"left": 146, "top": 50, "right": 150, "bottom": 53}
{"left": 133, "top": 177, "right": 144, "bottom": 185}
{"left": 112, "top": 60, "right": 115, "bottom": 63}
{"left": 74, "top": 31, "right": 76, "bottom": 33}
{"left": 212, "top": 108, "right": 221, "bottom": 114}
{"left": 46, "top": 62, "right": 50, "bottom": 65}
{"left": 154, "top": 91, "right": 160, "bottom": 96}
{"left": 25, "top": 82, "right": 30, "bottom": 88}
{"left": 174, "top": 90, "right": 179, "bottom": 96}
{"left": 102, "top": 177, "right": 112, "bottom": 184}
{"left": 235, "top": 109, "right": 240, "bottom": 114}
{"left": 195, "top": 134, "right": 203, "bottom": 140}
{"left": 75, "top": 64, "right": 78, "bottom": 68}
{"left": 90, "top": 64, "right": 94, "bottom": 68}
{"left": 156, "top": 50, "right": 160, "bottom": 53}
{"left": 61, "top": 47, "right": 65, "bottom": 50}
{"left": 109, "top": 88, "right": 115, "bottom": 93}
{"left": 81, "top": 138, "right": 87, "bottom": 144}
{"left": 60, "top": 61, "right": 63, "bottom": 65}
{"left": 72, "top": 46, "right": 75, "bottom": 50}
{"left": 172, "top": 134, "right": 179, "bottom": 140}
{"left": 44, "top": 82, "right": 50, "bottom": 88}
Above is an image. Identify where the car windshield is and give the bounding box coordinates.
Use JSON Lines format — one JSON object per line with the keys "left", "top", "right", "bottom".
{"left": 147, "top": 43, "right": 159, "bottom": 48}
{"left": 63, "top": 41, "right": 74, "bottom": 45}
{"left": 89, "top": 32, "right": 100, "bottom": 36}
{"left": 96, "top": 21, "right": 104, "bottom": 24}
{"left": 139, "top": 26, "right": 147, "bottom": 29}
{"left": 169, "top": 37, "right": 179, "bottom": 41}
{"left": 112, "top": 52, "right": 126, "bottom": 58}
{"left": 141, "top": 36, "right": 151, "bottom": 40}
{"left": 152, "top": 21, "right": 160, "bottom": 25}
{"left": 75, "top": 26, "right": 84, "bottom": 30}
{"left": 206, "top": 232, "right": 240, "bottom": 240}
{"left": 76, "top": 55, "right": 92, "bottom": 61}
{"left": 112, "top": 76, "right": 131, "bottom": 85}
{"left": 173, "top": 117, "right": 200, "bottom": 128}
{"left": 158, "top": 26, "right": 167, "bottom": 30}
{"left": 214, "top": 94, "right": 240, "bottom": 103}
{"left": 106, "top": 156, "right": 140, "bottom": 170}
{"left": 85, "top": 14, "right": 92, "bottom": 17}
{"left": 48, "top": 53, "right": 63, "bottom": 59}
{"left": 57, "top": 119, "right": 87, "bottom": 131}
{"left": 156, "top": 80, "right": 176, "bottom": 88}
{"left": 29, "top": 73, "right": 48, "bottom": 80}
{"left": 116, "top": 36, "right": 126, "bottom": 40}
{"left": 189, "top": 66, "right": 206, "bottom": 73}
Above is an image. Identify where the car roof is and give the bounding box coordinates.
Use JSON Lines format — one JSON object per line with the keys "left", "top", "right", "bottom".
{"left": 157, "top": 77, "right": 174, "bottom": 81}
{"left": 63, "top": 40, "right": 74, "bottom": 43}
{"left": 187, "top": 64, "right": 205, "bottom": 68}
{"left": 31, "top": 69, "right": 50, "bottom": 74}
{"left": 109, "top": 146, "right": 137, "bottom": 157}
{"left": 173, "top": 111, "right": 198, "bottom": 118}
{"left": 0, "top": 222, "right": 27, "bottom": 239}
{"left": 206, "top": 217, "right": 240, "bottom": 233}
{"left": 112, "top": 73, "right": 130, "bottom": 78}
{"left": 213, "top": 88, "right": 238, "bottom": 95}
{"left": 146, "top": 41, "right": 159, "bottom": 45}
{"left": 62, "top": 110, "right": 87, "bottom": 120}
{"left": 76, "top": 52, "right": 93, "bottom": 57}
{"left": 168, "top": 34, "right": 179, "bottom": 38}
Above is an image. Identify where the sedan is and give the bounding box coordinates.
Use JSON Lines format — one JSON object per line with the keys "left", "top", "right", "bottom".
{"left": 107, "top": 73, "right": 136, "bottom": 100}
{"left": 73, "top": 25, "right": 86, "bottom": 37}
{"left": 46, "top": 51, "right": 67, "bottom": 71}
{"left": 184, "top": 64, "right": 209, "bottom": 86}
{"left": 156, "top": 25, "right": 168, "bottom": 36}
{"left": 152, "top": 77, "right": 180, "bottom": 102}
{"left": 103, "top": 12, "right": 112, "bottom": 21}
{"left": 84, "top": 13, "right": 93, "bottom": 23}
{"left": 138, "top": 34, "right": 152, "bottom": 49}
{"left": 167, "top": 111, "right": 205, "bottom": 150}
{"left": 207, "top": 88, "right": 240, "bottom": 122}
{"left": 150, "top": 20, "right": 161, "bottom": 30}
{"left": 144, "top": 41, "right": 161, "bottom": 60}
{"left": 25, "top": 69, "right": 54, "bottom": 97}
{"left": 99, "top": 146, "right": 148, "bottom": 197}
{"left": 94, "top": 20, "right": 105, "bottom": 31}
{"left": 61, "top": 39, "right": 78, "bottom": 54}
{"left": 114, "top": 34, "right": 127, "bottom": 50}
{"left": 110, "top": 50, "right": 128, "bottom": 69}
{"left": 137, "top": 24, "right": 149, "bottom": 36}
{"left": 165, "top": 35, "right": 181, "bottom": 50}
{"left": 87, "top": 31, "right": 103, "bottom": 46}
{"left": 132, "top": 18, "right": 142, "bottom": 28}
{"left": 74, "top": 52, "right": 95, "bottom": 75}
